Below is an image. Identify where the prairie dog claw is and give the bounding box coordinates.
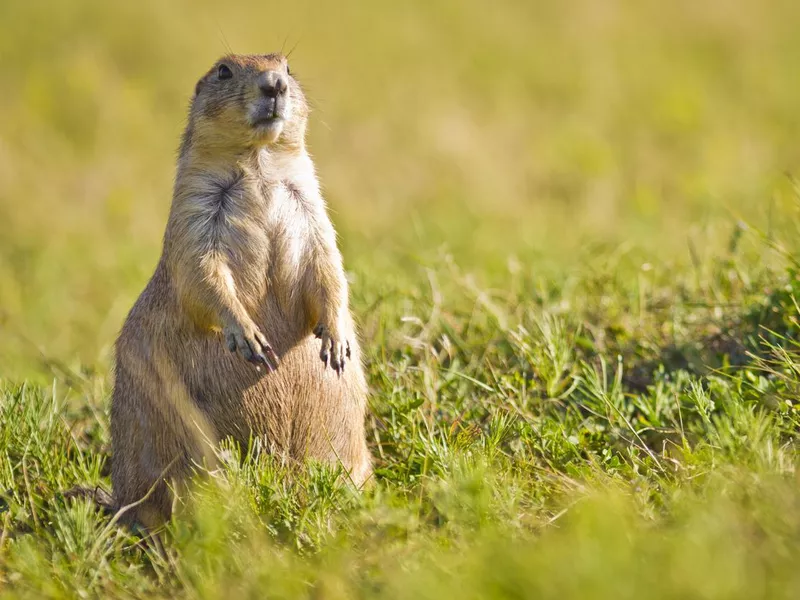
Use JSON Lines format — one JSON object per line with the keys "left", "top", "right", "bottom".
{"left": 314, "top": 323, "right": 349, "bottom": 375}
{"left": 224, "top": 321, "right": 279, "bottom": 371}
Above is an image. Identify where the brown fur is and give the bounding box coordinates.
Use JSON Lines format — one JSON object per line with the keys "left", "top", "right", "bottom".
{"left": 110, "top": 53, "right": 372, "bottom": 529}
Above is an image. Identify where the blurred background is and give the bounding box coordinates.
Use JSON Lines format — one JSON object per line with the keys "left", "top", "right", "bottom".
{"left": 1, "top": 0, "right": 799, "bottom": 377}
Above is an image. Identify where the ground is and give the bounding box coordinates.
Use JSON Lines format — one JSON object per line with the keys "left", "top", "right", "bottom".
{"left": 2, "top": 0, "right": 800, "bottom": 598}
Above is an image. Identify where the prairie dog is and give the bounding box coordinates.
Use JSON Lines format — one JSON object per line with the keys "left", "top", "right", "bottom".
{"left": 110, "top": 53, "right": 371, "bottom": 529}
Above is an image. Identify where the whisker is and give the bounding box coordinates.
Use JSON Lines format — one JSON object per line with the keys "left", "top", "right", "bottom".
{"left": 286, "top": 37, "right": 302, "bottom": 60}
{"left": 214, "top": 20, "right": 234, "bottom": 55}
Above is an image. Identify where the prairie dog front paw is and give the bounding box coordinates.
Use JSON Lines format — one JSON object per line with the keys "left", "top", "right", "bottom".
{"left": 313, "top": 322, "right": 351, "bottom": 375}
{"left": 223, "top": 320, "right": 279, "bottom": 371}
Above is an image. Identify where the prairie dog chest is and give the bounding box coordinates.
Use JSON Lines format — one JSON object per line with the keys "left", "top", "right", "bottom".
{"left": 255, "top": 150, "right": 320, "bottom": 282}
{"left": 263, "top": 181, "right": 313, "bottom": 280}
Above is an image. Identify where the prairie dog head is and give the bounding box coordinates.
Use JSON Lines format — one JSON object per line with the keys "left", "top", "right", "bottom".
{"left": 187, "top": 53, "right": 309, "bottom": 154}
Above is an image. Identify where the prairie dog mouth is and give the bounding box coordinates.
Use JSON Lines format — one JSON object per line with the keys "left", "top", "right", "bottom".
{"left": 252, "top": 114, "right": 284, "bottom": 127}
{"left": 251, "top": 114, "right": 285, "bottom": 144}
{"left": 251, "top": 94, "right": 287, "bottom": 123}
{"left": 250, "top": 94, "right": 288, "bottom": 143}
{"left": 249, "top": 95, "right": 287, "bottom": 143}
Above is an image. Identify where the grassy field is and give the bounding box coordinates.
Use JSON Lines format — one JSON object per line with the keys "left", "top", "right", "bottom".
{"left": 3, "top": 0, "right": 800, "bottom": 597}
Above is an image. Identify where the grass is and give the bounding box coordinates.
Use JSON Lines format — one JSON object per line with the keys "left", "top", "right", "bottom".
{"left": 3, "top": 0, "right": 800, "bottom": 597}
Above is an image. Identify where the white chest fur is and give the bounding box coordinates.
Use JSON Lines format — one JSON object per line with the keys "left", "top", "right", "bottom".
{"left": 256, "top": 150, "right": 322, "bottom": 294}
{"left": 264, "top": 182, "right": 311, "bottom": 288}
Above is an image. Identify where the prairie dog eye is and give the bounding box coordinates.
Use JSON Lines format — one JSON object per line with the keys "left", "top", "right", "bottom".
{"left": 218, "top": 64, "right": 233, "bottom": 80}
{"left": 286, "top": 63, "right": 291, "bottom": 76}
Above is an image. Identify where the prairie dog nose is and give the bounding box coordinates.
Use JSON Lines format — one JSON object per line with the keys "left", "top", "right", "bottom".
{"left": 258, "top": 71, "right": 288, "bottom": 97}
